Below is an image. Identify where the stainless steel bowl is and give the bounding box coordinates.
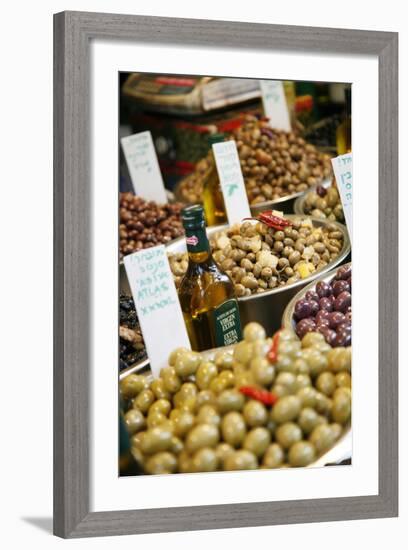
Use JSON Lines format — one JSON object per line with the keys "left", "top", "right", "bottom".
{"left": 120, "top": 344, "right": 351, "bottom": 467}
{"left": 120, "top": 216, "right": 350, "bottom": 335}
{"left": 281, "top": 262, "right": 352, "bottom": 333}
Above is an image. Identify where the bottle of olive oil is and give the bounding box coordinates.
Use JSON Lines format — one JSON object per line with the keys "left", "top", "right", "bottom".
{"left": 202, "top": 134, "right": 227, "bottom": 226}
{"left": 178, "top": 205, "right": 242, "bottom": 351}
{"left": 336, "top": 87, "right": 351, "bottom": 155}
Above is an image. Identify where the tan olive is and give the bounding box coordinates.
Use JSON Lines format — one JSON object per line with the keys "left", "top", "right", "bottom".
{"left": 288, "top": 441, "right": 316, "bottom": 467}
{"left": 185, "top": 423, "right": 219, "bottom": 453}
{"left": 196, "top": 405, "right": 221, "bottom": 426}
{"left": 170, "top": 410, "right": 195, "bottom": 437}
{"left": 243, "top": 427, "right": 271, "bottom": 458}
{"left": 250, "top": 357, "right": 275, "bottom": 386}
{"left": 217, "top": 389, "right": 245, "bottom": 414}
{"left": 275, "top": 422, "right": 302, "bottom": 449}
{"left": 145, "top": 452, "right": 177, "bottom": 474}
{"left": 120, "top": 374, "right": 149, "bottom": 400}
{"left": 221, "top": 412, "right": 247, "bottom": 447}
{"left": 149, "top": 399, "right": 171, "bottom": 417}
{"left": 272, "top": 395, "right": 301, "bottom": 424}
{"left": 124, "top": 409, "right": 146, "bottom": 435}
{"left": 298, "top": 407, "right": 326, "bottom": 435}
{"left": 160, "top": 366, "right": 182, "bottom": 394}
{"left": 224, "top": 450, "right": 258, "bottom": 471}
{"left": 243, "top": 400, "right": 268, "bottom": 427}
{"left": 315, "top": 372, "right": 336, "bottom": 396}
{"left": 140, "top": 426, "right": 173, "bottom": 455}
{"left": 335, "top": 371, "right": 352, "bottom": 388}
{"left": 309, "top": 424, "right": 336, "bottom": 454}
{"left": 332, "top": 392, "right": 351, "bottom": 424}
{"left": 215, "top": 443, "right": 235, "bottom": 466}
{"left": 196, "top": 361, "right": 218, "bottom": 390}
{"left": 191, "top": 448, "right": 218, "bottom": 472}
{"left": 174, "top": 350, "right": 201, "bottom": 378}
{"left": 168, "top": 347, "right": 189, "bottom": 367}
{"left": 243, "top": 322, "right": 266, "bottom": 342}
{"left": 262, "top": 443, "right": 285, "bottom": 468}
{"left": 150, "top": 379, "right": 171, "bottom": 400}
{"left": 133, "top": 389, "right": 155, "bottom": 414}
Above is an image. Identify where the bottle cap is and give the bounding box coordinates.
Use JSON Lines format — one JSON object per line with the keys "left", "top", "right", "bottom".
{"left": 181, "top": 204, "right": 206, "bottom": 229}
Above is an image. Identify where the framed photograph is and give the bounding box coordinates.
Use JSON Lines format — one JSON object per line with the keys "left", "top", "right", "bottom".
{"left": 53, "top": 11, "right": 398, "bottom": 538}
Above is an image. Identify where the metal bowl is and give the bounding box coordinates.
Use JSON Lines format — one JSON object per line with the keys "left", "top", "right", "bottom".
{"left": 281, "top": 262, "right": 352, "bottom": 333}
{"left": 120, "top": 344, "right": 351, "bottom": 467}
{"left": 120, "top": 216, "right": 350, "bottom": 335}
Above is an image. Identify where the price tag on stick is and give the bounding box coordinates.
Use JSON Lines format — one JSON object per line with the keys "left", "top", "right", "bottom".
{"left": 212, "top": 140, "right": 251, "bottom": 225}
{"left": 121, "top": 131, "right": 167, "bottom": 204}
{"left": 259, "top": 80, "right": 291, "bottom": 132}
{"left": 124, "top": 245, "right": 191, "bottom": 378}
{"left": 331, "top": 153, "right": 353, "bottom": 243}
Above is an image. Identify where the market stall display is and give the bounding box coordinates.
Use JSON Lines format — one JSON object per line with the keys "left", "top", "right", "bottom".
{"left": 283, "top": 264, "right": 352, "bottom": 347}
{"left": 120, "top": 322, "right": 351, "bottom": 474}
{"left": 119, "top": 294, "right": 147, "bottom": 370}
{"left": 295, "top": 182, "right": 345, "bottom": 223}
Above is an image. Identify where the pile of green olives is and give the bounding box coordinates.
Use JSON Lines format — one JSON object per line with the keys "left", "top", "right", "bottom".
{"left": 120, "top": 322, "right": 351, "bottom": 475}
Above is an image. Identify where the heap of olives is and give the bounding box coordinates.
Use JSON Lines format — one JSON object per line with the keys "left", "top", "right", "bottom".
{"left": 120, "top": 323, "right": 351, "bottom": 475}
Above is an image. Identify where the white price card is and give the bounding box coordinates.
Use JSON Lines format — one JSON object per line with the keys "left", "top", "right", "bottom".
{"left": 331, "top": 153, "right": 353, "bottom": 242}
{"left": 124, "top": 245, "right": 191, "bottom": 378}
{"left": 259, "top": 80, "right": 291, "bottom": 132}
{"left": 121, "top": 131, "right": 167, "bottom": 204}
{"left": 212, "top": 140, "right": 251, "bottom": 225}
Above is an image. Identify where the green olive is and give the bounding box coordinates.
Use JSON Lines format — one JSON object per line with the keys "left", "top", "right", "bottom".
{"left": 196, "top": 405, "right": 221, "bottom": 426}
{"left": 275, "top": 372, "right": 297, "bottom": 392}
{"left": 250, "top": 357, "right": 275, "bottom": 386}
{"left": 298, "top": 407, "right": 326, "bottom": 435}
{"left": 314, "top": 392, "right": 333, "bottom": 415}
{"left": 275, "top": 422, "right": 302, "bottom": 449}
{"left": 278, "top": 340, "right": 301, "bottom": 359}
{"left": 149, "top": 399, "right": 171, "bottom": 417}
{"left": 272, "top": 395, "right": 301, "bottom": 424}
{"left": 169, "top": 436, "right": 184, "bottom": 454}
{"left": 302, "top": 348, "right": 328, "bottom": 377}
{"left": 271, "top": 384, "right": 291, "bottom": 399}
{"left": 335, "top": 371, "right": 352, "bottom": 388}
{"left": 243, "top": 400, "right": 268, "bottom": 427}
{"left": 262, "top": 443, "right": 284, "bottom": 468}
{"left": 185, "top": 423, "right": 219, "bottom": 453}
{"left": 224, "top": 450, "right": 258, "bottom": 471}
{"left": 130, "top": 431, "right": 145, "bottom": 449}
{"left": 133, "top": 389, "right": 155, "bottom": 413}
{"left": 170, "top": 410, "right": 195, "bottom": 437}
{"left": 330, "top": 423, "right": 343, "bottom": 441}
{"left": 124, "top": 409, "right": 146, "bottom": 435}
{"left": 275, "top": 354, "right": 297, "bottom": 373}
{"left": 174, "top": 350, "right": 201, "bottom": 378}
{"left": 120, "top": 374, "right": 149, "bottom": 400}
{"left": 191, "top": 448, "right": 218, "bottom": 472}
{"left": 301, "top": 332, "right": 325, "bottom": 348}
{"left": 214, "top": 350, "right": 234, "bottom": 371}
{"left": 196, "top": 390, "right": 216, "bottom": 408}
{"left": 160, "top": 367, "right": 182, "bottom": 394}
{"left": 178, "top": 450, "right": 192, "bottom": 473}
{"left": 168, "top": 347, "right": 190, "bottom": 367}
{"left": 146, "top": 412, "right": 167, "bottom": 429}
{"left": 140, "top": 426, "right": 173, "bottom": 455}
{"left": 288, "top": 441, "right": 316, "bottom": 467}
{"left": 233, "top": 341, "right": 253, "bottom": 365}
{"left": 217, "top": 389, "right": 245, "bottom": 414}
{"left": 332, "top": 392, "right": 351, "bottom": 424}
{"left": 315, "top": 372, "right": 336, "bottom": 396}
{"left": 215, "top": 443, "right": 235, "bottom": 467}
{"left": 234, "top": 371, "right": 255, "bottom": 388}
{"left": 327, "top": 347, "right": 351, "bottom": 373}
{"left": 221, "top": 412, "right": 247, "bottom": 447}
{"left": 295, "top": 374, "right": 312, "bottom": 391}
{"left": 252, "top": 339, "right": 270, "bottom": 358}
{"left": 243, "top": 427, "right": 271, "bottom": 457}
{"left": 297, "top": 386, "right": 317, "bottom": 408}
{"left": 309, "top": 424, "right": 336, "bottom": 454}
{"left": 145, "top": 452, "right": 177, "bottom": 474}
{"left": 196, "top": 361, "right": 218, "bottom": 390}
{"left": 150, "top": 378, "right": 171, "bottom": 400}
{"left": 243, "top": 322, "right": 266, "bottom": 342}
{"left": 293, "top": 358, "right": 310, "bottom": 375}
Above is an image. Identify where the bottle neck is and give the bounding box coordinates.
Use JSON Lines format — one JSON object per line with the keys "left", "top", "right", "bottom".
{"left": 185, "top": 224, "right": 212, "bottom": 264}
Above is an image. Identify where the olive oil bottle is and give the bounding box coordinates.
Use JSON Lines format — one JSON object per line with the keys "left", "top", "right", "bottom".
{"left": 202, "top": 134, "right": 227, "bottom": 226}
{"left": 178, "top": 205, "right": 242, "bottom": 351}
{"left": 336, "top": 87, "right": 351, "bottom": 155}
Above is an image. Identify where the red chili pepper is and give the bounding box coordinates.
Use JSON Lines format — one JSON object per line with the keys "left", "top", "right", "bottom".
{"left": 243, "top": 211, "right": 293, "bottom": 231}
{"left": 239, "top": 386, "right": 278, "bottom": 406}
{"left": 267, "top": 331, "right": 281, "bottom": 364}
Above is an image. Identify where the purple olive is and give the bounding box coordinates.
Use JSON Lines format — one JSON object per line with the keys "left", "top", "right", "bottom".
{"left": 334, "top": 291, "right": 352, "bottom": 313}
{"left": 334, "top": 331, "right": 352, "bottom": 347}
{"left": 316, "top": 185, "right": 327, "bottom": 197}
{"left": 337, "top": 321, "right": 352, "bottom": 333}
{"left": 294, "top": 299, "right": 313, "bottom": 320}
{"left": 319, "top": 297, "right": 333, "bottom": 312}
{"left": 345, "top": 311, "right": 352, "bottom": 322}
{"left": 305, "top": 290, "right": 320, "bottom": 303}
{"left": 316, "top": 310, "right": 330, "bottom": 325}
{"left": 310, "top": 300, "right": 320, "bottom": 316}
{"left": 332, "top": 279, "right": 350, "bottom": 297}
{"left": 336, "top": 265, "right": 352, "bottom": 281}
{"left": 316, "top": 281, "right": 332, "bottom": 298}
{"left": 319, "top": 326, "right": 337, "bottom": 346}
{"left": 295, "top": 318, "right": 316, "bottom": 339}
{"left": 328, "top": 311, "right": 345, "bottom": 329}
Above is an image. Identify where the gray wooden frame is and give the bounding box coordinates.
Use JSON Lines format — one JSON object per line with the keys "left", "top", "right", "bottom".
{"left": 53, "top": 11, "right": 398, "bottom": 538}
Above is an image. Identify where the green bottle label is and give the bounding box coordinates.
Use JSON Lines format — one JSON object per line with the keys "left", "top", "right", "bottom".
{"left": 185, "top": 227, "right": 210, "bottom": 254}
{"left": 213, "top": 299, "right": 242, "bottom": 347}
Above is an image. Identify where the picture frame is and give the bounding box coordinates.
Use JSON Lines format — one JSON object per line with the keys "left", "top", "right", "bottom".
{"left": 53, "top": 10, "right": 398, "bottom": 538}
